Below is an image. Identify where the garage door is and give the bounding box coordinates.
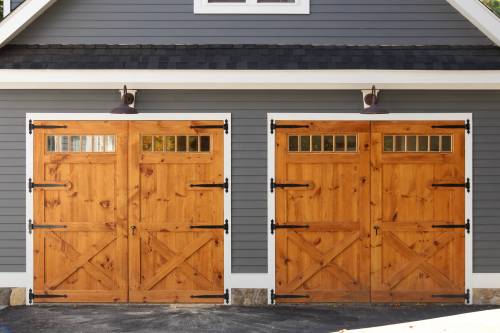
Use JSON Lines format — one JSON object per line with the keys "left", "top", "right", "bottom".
{"left": 32, "top": 120, "right": 226, "bottom": 303}
{"left": 273, "top": 120, "right": 466, "bottom": 303}
{"left": 274, "top": 121, "right": 372, "bottom": 303}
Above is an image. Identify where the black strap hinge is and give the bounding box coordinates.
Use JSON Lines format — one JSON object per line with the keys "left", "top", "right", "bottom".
{"left": 28, "top": 219, "right": 67, "bottom": 234}
{"left": 270, "top": 289, "right": 309, "bottom": 304}
{"left": 270, "top": 219, "right": 309, "bottom": 234}
{"left": 432, "top": 289, "right": 470, "bottom": 304}
{"left": 28, "top": 120, "right": 68, "bottom": 135}
{"left": 191, "top": 219, "right": 229, "bottom": 234}
{"left": 28, "top": 178, "right": 66, "bottom": 193}
{"left": 432, "top": 219, "right": 470, "bottom": 234}
{"left": 432, "top": 119, "right": 470, "bottom": 134}
{"left": 270, "top": 120, "right": 309, "bottom": 134}
{"left": 270, "top": 178, "right": 309, "bottom": 193}
{"left": 28, "top": 288, "right": 67, "bottom": 304}
{"left": 190, "top": 178, "right": 229, "bottom": 193}
{"left": 432, "top": 178, "right": 470, "bottom": 193}
{"left": 191, "top": 289, "right": 229, "bottom": 304}
{"left": 190, "top": 119, "right": 229, "bottom": 134}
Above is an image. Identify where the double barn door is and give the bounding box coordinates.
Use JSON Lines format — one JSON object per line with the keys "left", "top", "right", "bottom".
{"left": 275, "top": 120, "right": 466, "bottom": 303}
{"left": 32, "top": 120, "right": 225, "bottom": 303}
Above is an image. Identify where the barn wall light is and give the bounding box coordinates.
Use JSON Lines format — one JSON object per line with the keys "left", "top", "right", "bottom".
{"left": 111, "top": 85, "right": 138, "bottom": 114}
{"left": 361, "top": 85, "right": 389, "bottom": 114}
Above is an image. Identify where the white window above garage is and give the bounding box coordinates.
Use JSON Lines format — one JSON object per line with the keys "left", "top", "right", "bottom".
{"left": 194, "top": 0, "right": 310, "bottom": 14}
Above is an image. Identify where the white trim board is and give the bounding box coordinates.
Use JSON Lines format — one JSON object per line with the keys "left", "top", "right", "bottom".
{"left": 0, "top": 0, "right": 498, "bottom": 47}
{"left": 0, "top": 70, "right": 499, "bottom": 90}
{"left": 447, "top": 0, "right": 500, "bottom": 46}
{"left": 22, "top": 113, "right": 232, "bottom": 304}
{"left": 267, "top": 113, "right": 473, "bottom": 304}
{"left": 194, "top": 0, "right": 309, "bottom": 15}
{"left": 3, "top": 0, "right": 11, "bottom": 17}
{"left": 473, "top": 274, "right": 500, "bottom": 288}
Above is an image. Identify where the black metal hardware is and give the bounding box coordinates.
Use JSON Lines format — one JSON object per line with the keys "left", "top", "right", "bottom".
{"left": 432, "top": 289, "right": 470, "bottom": 304}
{"left": 432, "top": 119, "right": 470, "bottom": 134}
{"left": 191, "top": 289, "right": 229, "bottom": 304}
{"left": 270, "top": 289, "right": 309, "bottom": 304}
{"left": 270, "top": 219, "right": 309, "bottom": 234}
{"left": 28, "top": 288, "right": 67, "bottom": 304}
{"left": 191, "top": 219, "right": 229, "bottom": 234}
{"left": 432, "top": 178, "right": 470, "bottom": 193}
{"left": 28, "top": 120, "right": 68, "bottom": 135}
{"left": 190, "top": 178, "right": 229, "bottom": 193}
{"left": 432, "top": 219, "right": 470, "bottom": 234}
{"left": 28, "top": 178, "right": 66, "bottom": 193}
{"left": 270, "top": 178, "right": 309, "bottom": 193}
{"left": 270, "top": 119, "right": 309, "bottom": 134}
{"left": 28, "top": 219, "right": 67, "bottom": 234}
{"left": 190, "top": 119, "right": 229, "bottom": 134}
{"left": 374, "top": 225, "right": 380, "bottom": 236}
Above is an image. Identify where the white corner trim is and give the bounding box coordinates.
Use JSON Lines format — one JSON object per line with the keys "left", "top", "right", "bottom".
{"left": 0, "top": 273, "right": 30, "bottom": 288}
{"left": 0, "top": 0, "right": 59, "bottom": 48}
{"left": 447, "top": 0, "right": 500, "bottom": 46}
{"left": 473, "top": 273, "right": 500, "bottom": 288}
{"left": 194, "top": 0, "right": 309, "bottom": 15}
{"left": 3, "top": 0, "right": 11, "bottom": 17}
{"left": 0, "top": 70, "right": 499, "bottom": 90}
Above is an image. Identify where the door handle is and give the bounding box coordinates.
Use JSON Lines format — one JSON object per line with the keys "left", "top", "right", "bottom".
{"left": 374, "top": 225, "right": 380, "bottom": 235}
{"left": 130, "top": 225, "right": 137, "bottom": 236}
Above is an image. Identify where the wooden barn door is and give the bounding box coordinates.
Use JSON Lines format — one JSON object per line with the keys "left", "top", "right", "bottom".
{"left": 274, "top": 121, "right": 371, "bottom": 303}
{"left": 128, "top": 121, "right": 226, "bottom": 303}
{"left": 371, "top": 121, "right": 466, "bottom": 302}
{"left": 32, "top": 121, "right": 128, "bottom": 302}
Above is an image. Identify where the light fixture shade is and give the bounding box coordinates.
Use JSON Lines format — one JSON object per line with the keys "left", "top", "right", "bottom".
{"left": 111, "top": 85, "right": 138, "bottom": 114}
{"left": 361, "top": 85, "right": 389, "bottom": 114}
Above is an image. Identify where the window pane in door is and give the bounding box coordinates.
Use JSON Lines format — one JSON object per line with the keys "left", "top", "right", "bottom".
{"left": 70, "top": 136, "right": 81, "bottom": 152}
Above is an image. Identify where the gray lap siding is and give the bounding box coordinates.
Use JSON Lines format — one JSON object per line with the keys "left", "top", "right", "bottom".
{"left": 0, "top": 90, "right": 499, "bottom": 274}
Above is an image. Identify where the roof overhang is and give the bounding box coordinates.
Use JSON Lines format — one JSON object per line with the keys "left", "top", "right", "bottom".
{"left": 0, "top": 69, "right": 498, "bottom": 90}
{"left": 0, "top": 0, "right": 499, "bottom": 48}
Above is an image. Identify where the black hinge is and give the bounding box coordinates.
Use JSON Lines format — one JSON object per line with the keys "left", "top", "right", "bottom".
{"left": 432, "top": 178, "right": 470, "bottom": 193}
{"left": 28, "top": 288, "right": 67, "bottom": 304}
{"left": 28, "top": 219, "right": 67, "bottom": 234}
{"left": 432, "top": 289, "right": 470, "bottom": 304}
{"left": 191, "top": 289, "right": 229, "bottom": 304}
{"left": 270, "top": 289, "right": 309, "bottom": 304}
{"left": 191, "top": 219, "right": 229, "bottom": 234}
{"left": 190, "top": 178, "right": 229, "bottom": 193}
{"left": 270, "top": 219, "right": 309, "bottom": 234}
{"left": 270, "top": 178, "right": 309, "bottom": 193}
{"left": 28, "top": 178, "right": 66, "bottom": 193}
{"left": 190, "top": 119, "right": 229, "bottom": 134}
{"left": 28, "top": 120, "right": 68, "bottom": 135}
{"left": 432, "top": 219, "right": 471, "bottom": 234}
{"left": 270, "top": 120, "right": 309, "bottom": 134}
{"left": 432, "top": 119, "right": 470, "bottom": 134}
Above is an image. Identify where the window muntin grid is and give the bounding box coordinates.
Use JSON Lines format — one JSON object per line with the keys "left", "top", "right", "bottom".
{"left": 383, "top": 135, "right": 453, "bottom": 153}
{"left": 46, "top": 135, "right": 116, "bottom": 153}
{"left": 141, "top": 135, "right": 211, "bottom": 153}
{"left": 288, "top": 134, "right": 358, "bottom": 153}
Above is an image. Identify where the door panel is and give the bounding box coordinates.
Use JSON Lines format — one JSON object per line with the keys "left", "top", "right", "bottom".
{"left": 33, "top": 121, "right": 128, "bottom": 302}
{"left": 275, "top": 121, "right": 371, "bottom": 303}
{"left": 370, "top": 121, "right": 465, "bottom": 302}
{"left": 128, "top": 121, "right": 225, "bottom": 303}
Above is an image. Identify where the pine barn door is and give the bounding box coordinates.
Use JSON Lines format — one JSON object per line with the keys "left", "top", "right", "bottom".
{"left": 274, "top": 121, "right": 371, "bottom": 303}
{"left": 32, "top": 121, "right": 128, "bottom": 302}
{"left": 371, "top": 121, "right": 466, "bottom": 302}
{"left": 128, "top": 121, "right": 226, "bottom": 303}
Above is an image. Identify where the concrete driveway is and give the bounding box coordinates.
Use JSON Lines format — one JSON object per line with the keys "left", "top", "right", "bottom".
{"left": 0, "top": 304, "right": 498, "bottom": 333}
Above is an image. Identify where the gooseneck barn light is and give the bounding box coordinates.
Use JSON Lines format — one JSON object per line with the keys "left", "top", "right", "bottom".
{"left": 361, "top": 85, "right": 389, "bottom": 114}
{"left": 111, "top": 85, "right": 138, "bottom": 114}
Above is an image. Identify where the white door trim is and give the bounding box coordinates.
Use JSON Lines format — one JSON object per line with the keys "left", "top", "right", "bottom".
{"left": 22, "top": 112, "right": 232, "bottom": 304}
{"left": 267, "top": 113, "right": 473, "bottom": 304}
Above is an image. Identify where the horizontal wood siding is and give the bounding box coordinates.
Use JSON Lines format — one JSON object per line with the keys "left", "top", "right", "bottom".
{"left": 11, "top": 0, "right": 491, "bottom": 45}
{"left": 0, "top": 90, "right": 499, "bottom": 274}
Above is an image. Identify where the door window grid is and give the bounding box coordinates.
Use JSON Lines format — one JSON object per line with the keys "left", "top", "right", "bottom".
{"left": 142, "top": 135, "right": 211, "bottom": 153}
{"left": 384, "top": 135, "right": 453, "bottom": 153}
{"left": 288, "top": 134, "right": 358, "bottom": 152}
{"left": 46, "top": 135, "right": 116, "bottom": 153}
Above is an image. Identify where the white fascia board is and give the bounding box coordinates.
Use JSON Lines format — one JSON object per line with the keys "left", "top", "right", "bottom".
{"left": 0, "top": 0, "right": 58, "bottom": 47}
{"left": 0, "top": 70, "right": 499, "bottom": 90}
{"left": 447, "top": 0, "right": 500, "bottom": 46}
